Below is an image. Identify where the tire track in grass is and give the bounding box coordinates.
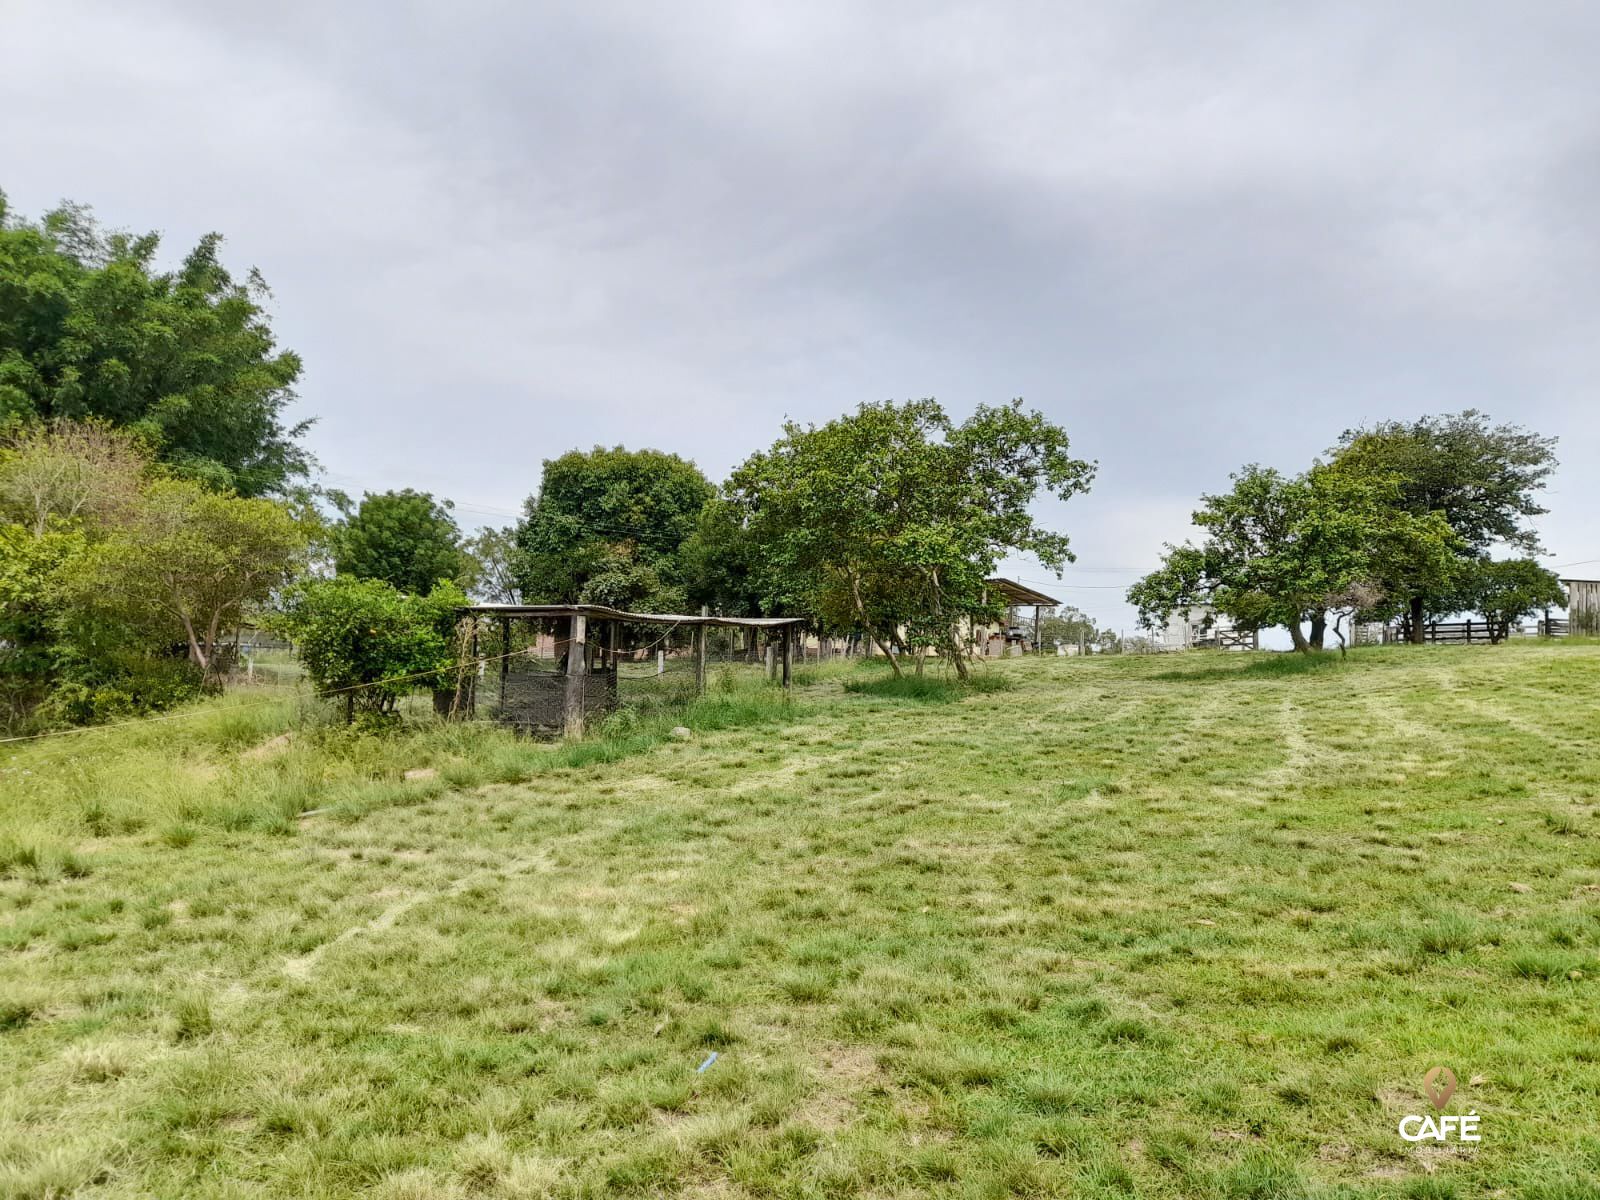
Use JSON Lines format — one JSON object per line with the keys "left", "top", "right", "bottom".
{"left": 279, "top": 853, "right": 554, "bottom": 982}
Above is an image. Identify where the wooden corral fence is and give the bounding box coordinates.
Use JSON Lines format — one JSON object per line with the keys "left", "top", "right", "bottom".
{"left": 1385, "top": 619, "right": 1544, "bottom": 645}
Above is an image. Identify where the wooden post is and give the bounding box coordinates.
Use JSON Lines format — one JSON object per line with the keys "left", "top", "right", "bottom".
{"left": 780, "top": 625, "right": 792, "bottom": 689}
{"left": 765, "top": 639, "right": 775, "bottom": 681}
{"left": 467, "top": 618, "right": 479, "bottom": 717}
{"left": 499, "top": 615, "right": 511, "bottom": 712}
{"left": 656, "top": 649, "right": 665, "bottom": 676}
{"left": 563, "top": 611, "right": 588, "bottom": 736}
{"left": 694, "top": 605, "right": 708, "bottom": 694}
{"left": 1034, "top": 605, "right": 1043, "bottom": 655}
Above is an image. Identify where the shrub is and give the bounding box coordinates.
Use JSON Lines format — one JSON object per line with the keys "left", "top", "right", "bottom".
{"left": 34, "top": 654, "right": 205, "bottom": 727}
{"left": 275, "top": 577, "right": 466, "bottom": 721}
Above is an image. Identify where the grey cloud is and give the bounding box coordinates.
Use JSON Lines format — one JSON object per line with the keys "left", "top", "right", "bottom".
{"left": 4, "top": 0, "right": 1597, "bottom": 626}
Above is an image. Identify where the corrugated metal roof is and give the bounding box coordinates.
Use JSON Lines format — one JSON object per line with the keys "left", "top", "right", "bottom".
{"left": 984, "top": 577, "right": 1060, "bottom": 607}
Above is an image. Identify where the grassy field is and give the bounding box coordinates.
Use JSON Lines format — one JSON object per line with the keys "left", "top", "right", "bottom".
{"left": 2, "top": 644, "right": 1599, "bottom": 1199}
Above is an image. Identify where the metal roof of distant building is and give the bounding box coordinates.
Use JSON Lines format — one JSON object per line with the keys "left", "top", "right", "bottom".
{"left": 984, "top": 578, "right": 1060, "bottom": 606}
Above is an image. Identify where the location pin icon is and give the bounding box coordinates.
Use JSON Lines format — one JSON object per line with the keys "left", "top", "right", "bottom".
{"left": 1423, "top": 1066, "right": 1457, "bottom": 1111}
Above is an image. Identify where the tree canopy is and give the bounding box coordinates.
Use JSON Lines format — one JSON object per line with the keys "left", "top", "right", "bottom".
{"left": 0, "top": 194, "right": 310, "bottom": 496}
{"left": 463, "top": 525, "right": 522, "bottom": 605}
{"left": 1450, "top": 558, "right": 1566, "bottom": 643}
{"left": 1128, "top": 463, "right": 1458, "bottom": 652}
{"left": 513, "top": 446, "right": 713, "bottom": 610}
{"left": 726, "top": 399, "right": 1094, "bottom": 677}
{"left": 1330, "top": 410, "right": 1558, "bottom": 640}
{"left": 332, "top": 488, "right": 469, "bottom": 596}
{"left": 277, "top": 576, "right": 466, "bottom": 722}
{"left": 72, "top": 479, "right": 307, "bottom": 677}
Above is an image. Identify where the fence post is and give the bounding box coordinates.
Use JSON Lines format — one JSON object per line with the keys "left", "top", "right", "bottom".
{"left": 781, "top": 625, "right": 792, "bottom": 689}
{"left": 656, "top": 649, "right": 665, "bottom": 676}
{"left": 765, "top": 640, "right": 775, "bottom": 681}
{"left": 694, "top": 605, "right": 708, "bottom": 694}
{"left": 563, "top": 612, "right": 588, "bottom": 737}
{"left": 499, "top": 615, "right": 512, "bottom": 711}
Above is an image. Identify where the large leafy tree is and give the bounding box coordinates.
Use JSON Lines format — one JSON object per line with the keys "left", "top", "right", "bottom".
{"left": 726, "top": 399, "right": 1094, "bottom": 678}
{"left": 332, "top": 488, "right": 469, "bottom": 595}
{"left": 71, "top": 479, "right": 307, "bottom": 678}
{"left": 1037, "top": 605, "right": 1109, "bottom": 652}
{"left": 1450, "top": 559, "right": 1566, "bottom": 643}
{"left": 1128, "top": 464, "right": 1458, "bottom": 652}
{"left": 1330, "top": 411, "right": 1557, "bottom": 642}
{"left": 0, "top": 420, "right": 146, "bottom": 536}
{"left": 680, "top": 498, "right": 766, "bottom": 616}
{"left": 513, "top": 446, "right": 713, "bottom": 609}
{"left": 0, "top": 525, "right": 86, "bottom": 723}
{"left": 0, "top": 193, "right": 310, "bottom": 495}
{"left": 463, "top": 525, "right": 522, "bottom": 604}
{"left": 0, "top": 420, "right": 150, "bottom": 722}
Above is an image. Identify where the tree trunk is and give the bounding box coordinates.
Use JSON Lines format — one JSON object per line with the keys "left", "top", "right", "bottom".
{"left": 848, "top": 569, "right": 901, "bottom": 677}
{"left": 1308, "top": 614, "right": 1326, "bottom": 651}
{"left": 1287, "top": 622, "right": 1310, "bottom": 653}
{"left": 178, "top": 610, "right": 208, "bottom": 672}
{"left": 1409, "top": 595, "right": 1425, "bottom": 645}
{"left": 944, "top": 628, "right": 971, "bottom": 681}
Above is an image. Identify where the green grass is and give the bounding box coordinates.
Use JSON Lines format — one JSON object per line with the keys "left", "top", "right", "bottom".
{"left": 842, "top": 669, "right": 1014, "bottom": 701}
{"left": 3, "top": 643, "right": 1600, "bottom": 1197}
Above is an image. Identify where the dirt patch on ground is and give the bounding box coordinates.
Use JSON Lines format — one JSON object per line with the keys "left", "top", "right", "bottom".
{"left": 803, "top": 1044, "right": 883, "bottom": 1132}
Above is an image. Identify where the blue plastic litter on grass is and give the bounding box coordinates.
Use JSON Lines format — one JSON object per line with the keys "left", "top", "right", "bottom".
{"left": 696, "top": 1052, "right": 719, "bottom": 1073}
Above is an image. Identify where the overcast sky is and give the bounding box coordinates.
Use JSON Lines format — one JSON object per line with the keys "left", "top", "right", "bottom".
{"left": 5, "top": 1, "right": 1598, "bottom": 631}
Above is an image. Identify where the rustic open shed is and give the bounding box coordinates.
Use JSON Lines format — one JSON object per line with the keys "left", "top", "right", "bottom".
{"left": 455, "top": 604, "right": 806, "bottom": 735}
{"left": 980, "top": 577, "right": 1060, "bottom": 654}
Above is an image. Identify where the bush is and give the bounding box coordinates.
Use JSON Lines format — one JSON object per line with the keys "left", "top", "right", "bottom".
{"left": 275, "top": 577, "right": 467, "bottom": 722}
{"left": 34, "top": 654, "right": 205, "bottom": 727}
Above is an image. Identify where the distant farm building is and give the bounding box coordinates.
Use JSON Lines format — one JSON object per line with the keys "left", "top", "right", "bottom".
{"left": 1159, "top": 608, "right": 1258, "bottom": 652}
{"left": 976, "top": 578, "right": 1060, "bottom": 656}
{"left": 1563, "top": 578, "right": 1600, "bottom": 635}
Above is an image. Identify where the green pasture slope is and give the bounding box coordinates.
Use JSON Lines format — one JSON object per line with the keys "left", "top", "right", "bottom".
{"left": 2, "top": 644, "right": 1599, "bottom": 1198}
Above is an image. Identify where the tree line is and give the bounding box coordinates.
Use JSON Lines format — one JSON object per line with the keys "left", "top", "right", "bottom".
{"left": 0, "top": 192, "right": 1574, "bottom": 730}
{"left": 1, "top": 194, "right": 1098, "bottom": 726}
{"left": 1126, "top": 413, "right": 1565, "bottom": 652}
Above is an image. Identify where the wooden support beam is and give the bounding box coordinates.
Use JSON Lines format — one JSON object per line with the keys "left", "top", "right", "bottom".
{"left": 694, "top": 605, "right": 708, "bottom": 694}
{"left": 467, "top": 618, "right": 479, "bottom": 718}
{"left": 563, "top": 612, "right": 588, "bottom": 737}
{"left": 765, "top": 639, "right": 775, "bottom": 681}
{"left": 499, "top": 615, "right": 511, "bottom": 713}
{"left": 780, "top": 626, "right": 792, "bottom": 689}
